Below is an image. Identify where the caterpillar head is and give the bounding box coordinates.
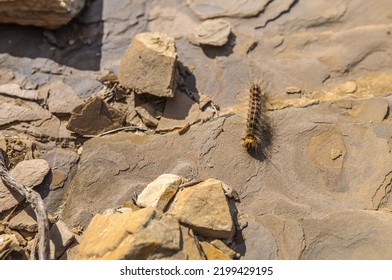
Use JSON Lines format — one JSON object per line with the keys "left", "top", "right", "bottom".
{"left": 242, "top": 135, "right": 258, "bottom": 152}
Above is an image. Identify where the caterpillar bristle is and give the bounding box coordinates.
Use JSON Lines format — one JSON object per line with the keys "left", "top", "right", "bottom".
{"left": 243, "top": 82, "right": 271, "bottom": 158}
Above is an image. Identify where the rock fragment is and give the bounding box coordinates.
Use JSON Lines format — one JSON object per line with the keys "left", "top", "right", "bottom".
{"left": 0, "top": 234, "right": 20, "bottom": 260}
{"left": 66, "top": 97, "right": 126, "bottom": 136}
{"left": 190, "top": 19, "right": 231, "bottom": 47}
{"left": 179, "top": 225, "right": 204, "bottom": 260}
{"left": 0, "top": 0, "right": 86, "bottom": 29}
{"left": 75, "top": 208, "right": 181, "bottom": 260}
{"left": 8, "top": 206, "right": 37, "bottom": 233}
{"left": 47, "top": 81, "right": 83, "bottom": 115}
{"left": 135, "top": 104, "right": 159, "bottom": 127}
{"left": 0, "top": 159, "right": 50, "bottom": 213}
{"left": 49, "top": 221, "right": 75, "bottom": 260}
{"left": 168, "top": 178, "right": 235, "bottom": 239}
{"left": 118, "top": 32, "right": 177, "bottom": 98}
{"left": 136, "top": 174, "right": 184, "bottom": 211}
{"left": 200, "top": 241, "right": 232, "bottom": 260}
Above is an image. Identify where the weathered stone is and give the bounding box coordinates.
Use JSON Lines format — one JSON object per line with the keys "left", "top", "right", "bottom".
{"left": 47, "top": 81, "right": 83, "bottom": 115}
{"left": 118, "top": 32, "right": 177, "bottom": 97}
{"left": 186, "top": 0, "right": 270, "bottom": 19}
{"left": 76, "top": 208, "right": 181, "bottom": 260}
{"left": 0, "top": 83, "right": 39, "bottom": 100}
{"left": 190, "top": 19, "right": 231, "bottom": 47}
{"left": 357, "top": 98, "right": 389, "bottom": 123}
{"left": 49, "top": 221, "right": 75, "bottom": 259}
{"left": 0, "top": 0, "right": 86, "bottom": 29}
{"left": 209, "top": 239, "right": 238, "bottom": 259}
{"left": 179, "top": 225, "right": 204, "bottom": 260}
{"left": 200, "top": 241, "right": 231, "bottom": 260}
{"left": 137, "top": 173, "right": 184, "bottom": 211}
{"left": 66, "top": 97, "right": 126, "bottom": 136}
{"left": 169, "top": 178, "right": 234, "bottom": 239}
{"left": 9, "top": 206, "right": 37, "bottom": 233}
{"left": 0, "top": 95, "right": 52, "bottom": 127}
{"left": 0, "top": 159, "right": 50, "bottom": 213}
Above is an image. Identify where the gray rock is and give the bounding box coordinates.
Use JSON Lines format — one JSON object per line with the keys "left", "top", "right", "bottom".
{"left": 49, "top": 221, "right": 75, "bottom": 259}
{"left": 190, "top": 19, "right": 231, "bottom": 46}
{"left": 186, "top": 0, "right": 270, "bottom": 19}
{"left": 0, "top": 0, "right": 86, "bottom": 29}
{"left": 47, "top": 81, "right": 83, "bottom": 115}
{"left": 8, "top": 206, "right": 37, "bottom": 233}
{"left": 118, "top": 32, "right": 177, "bottom": 98}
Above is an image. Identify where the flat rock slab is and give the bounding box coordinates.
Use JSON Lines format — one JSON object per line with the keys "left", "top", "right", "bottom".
{"left": 0, "top": 0, "right": 86, "bottom": 29}
{"left": 137, "top": 173, "right": 184, "bottom": 211}
{"left": 75, "top": 208, "right": 181, "bottom": 260}
{"left": 0, "top": 83, "right": 39, "bottom": 100}
{"left": 200, "top": 241, "right": 232, "bottom": 260}
{"left": 0, "top": 159, "right": 50, "bottom": 213}
{"left": 118, "top": 32, "right": 177, "bottom": 97}
{"left": 47, "top": 81, "right": 83, "bottom": 115}
{"left": 8, "top": 205, "right": 37, "bottom": 233}
{"left": 186, "top": 0, "right": 270, "bottom": 19}
{"left": 169, "top": 178, "right": 234, "bottom": 239}
{"left": 190, "top": 19, "right": 231, "bottom": 46}
{"left": 66, "top": 97, "right": 126, "bottom": 136}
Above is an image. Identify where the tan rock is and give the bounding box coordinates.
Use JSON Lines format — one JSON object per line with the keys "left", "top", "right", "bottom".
{"left": 47, "top": 81, "right": 83, "bottom": 115}
{"left": 118, "top": 32, "right": 177, "bottom": 97}
{"left": 76, "top": 208, "right": 181, "bottom": 260}
{"left": 190, "top": 19, "right": 231, "bottom": 46}
{"left": 200, "top": 241, "right": 231, "bottom": 260}
{"left": 49, "top": 221, "right": 75, "bottom": 260}
{"left": 9, "top": 206, "right": 37, "bottom": 233}
{"left": 137, "top": 173, "right": 184, "bottom": 211}
{"left": 66, "top": 97, "right": 126, "bottom": 136}
{"left": 210, "top": 239, "right": 237, "bottom": 259}
{"left": 180, "top": 225, "right": 204, "bottom": 260}
{"left": 0, "top": 83, "right": 39, "bottom": 100}
{"left": 135, "top": 104, "right": 159, "bottom": 127}
{"left": 0, "top": 234, "right": 20, "bottom": 260}
{"left": 0, "top": 159, "right": 50, "bottom": 213}
{"left": 169, "top": 178, "right": 235, "bottom": 239}
{"left": 0, "top": 0, "right": 86, "bottom": 29}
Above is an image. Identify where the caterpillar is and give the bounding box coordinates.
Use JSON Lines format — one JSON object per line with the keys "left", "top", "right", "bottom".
{"left": 243, "top": 83, "right": 271, "bottom": 158}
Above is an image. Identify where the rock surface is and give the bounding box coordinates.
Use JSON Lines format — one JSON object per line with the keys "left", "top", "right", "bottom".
{"left": 0, "top": 83, "right": 39, "bottom": 100}
{"left": 118, "top": 32, "right": 177, "bottom": 97}
{"left": 49, "top": 221, "right": 75, "bottom": 260}
{"left": 136, "top": 174, "right": 184, "bottom": 211}
{"left": 0, "top": 0, "right": 86, "bottom": 29}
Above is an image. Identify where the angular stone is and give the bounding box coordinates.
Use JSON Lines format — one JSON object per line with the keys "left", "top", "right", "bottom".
{"left": 118, "top": 32, "right": 177, "bottom": 97}
{"left": 137, "top": 173, "right": 184, "bottom": 211}
{"left": 8, "top": 206, "right": 37, "bottom": 233}
{"left": 358, "top": 98, "right": 389, "bottom": 123}
{"left": 0, "top": 159, "right": 50, "bottom": 213}
{"left": 0, "top": 0, "right": 86, "bottom": 29}
{"left": 179, "top": 225, "right": 204, "bottom": 260}
{"left": 190, "top": 19, "right": 231, "bottom": 46}
{"left": 0, "top": 83, "right": 39, "bottom": 100}
{"left": 49, "top": 221, "right": 75, "bottom": 259}
{"left": 66, "top": 97, "right": 126, "bottom": 136}
{"left": 200, "top": 241, "right": 232, "bottom": 260}
{"left": 47, "top": 81, "right": 83, "bottom": 115}
{"left": 210, "top": 239, "right": 238, "bottom": 259}
{"left": 75, "top": 208, "right": 181, "bottom": 260}
{"left": 169, "top": 178, "right": 234, "bottom": 239}
{"left": 0, "top": 234, "right": 20, "bottom": 260}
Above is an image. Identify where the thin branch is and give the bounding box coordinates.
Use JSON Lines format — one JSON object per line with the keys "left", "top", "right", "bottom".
{"left": 0, "top": 153, "right": 49, "bottom": 260}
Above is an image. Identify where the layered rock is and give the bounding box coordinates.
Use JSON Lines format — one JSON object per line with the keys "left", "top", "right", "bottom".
{"left": 0, "top": 0, "right": 86, "bottom": 29}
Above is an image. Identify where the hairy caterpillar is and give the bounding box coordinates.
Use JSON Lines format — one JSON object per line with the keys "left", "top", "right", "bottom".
{"left": 243, "top": 83, "right": 271, "bottom": 159}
